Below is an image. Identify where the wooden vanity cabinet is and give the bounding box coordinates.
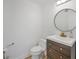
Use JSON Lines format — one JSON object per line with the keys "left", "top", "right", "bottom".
{"left": 47, "top": 39, "right": 76, "bottom": 59}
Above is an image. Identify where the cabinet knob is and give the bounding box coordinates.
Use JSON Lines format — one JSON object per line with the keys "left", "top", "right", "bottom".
{"left": 60, "top": 56, "right": 63, "bottom": 59}
{"left": 60, "top": 48, "right": 63, "bottom": 51}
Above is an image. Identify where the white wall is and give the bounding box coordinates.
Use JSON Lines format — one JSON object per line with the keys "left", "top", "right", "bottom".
{"left": 3, "top": 0, "right": 43, "bottom": 59}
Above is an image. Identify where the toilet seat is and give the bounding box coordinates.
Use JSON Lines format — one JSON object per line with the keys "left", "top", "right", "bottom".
{"left": 31, "top": 45, "right": 42, "bottom": 55}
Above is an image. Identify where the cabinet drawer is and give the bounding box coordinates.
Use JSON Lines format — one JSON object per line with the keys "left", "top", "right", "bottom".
{"left": 47, "top": 39, "right": 71, "bottom": 57}
{"left": 47, "top": 48, "right": 70, "bottom": 59}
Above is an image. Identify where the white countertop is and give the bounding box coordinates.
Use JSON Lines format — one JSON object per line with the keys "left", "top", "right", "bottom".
{"left": 46, "top": 35, "right": 76, "bottom": 47}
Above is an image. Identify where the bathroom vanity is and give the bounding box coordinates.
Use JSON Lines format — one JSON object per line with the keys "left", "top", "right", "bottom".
{"left": 47, "top": 8, "right": 76, "bottom": 59}
{"left": 47, "top": 35, "right": 76, "bottom": 59}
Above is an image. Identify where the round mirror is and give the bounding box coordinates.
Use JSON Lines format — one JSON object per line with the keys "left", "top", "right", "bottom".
{"left": 54, "top": 9, "right": 76, "bottom": 32}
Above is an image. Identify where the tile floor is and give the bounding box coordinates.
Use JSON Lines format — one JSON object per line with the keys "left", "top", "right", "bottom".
{"left": 25, "top": 51, "right": 47, "bottom": 59}
{"left": 25, "top": 55, "right": 47, "bottom": 59}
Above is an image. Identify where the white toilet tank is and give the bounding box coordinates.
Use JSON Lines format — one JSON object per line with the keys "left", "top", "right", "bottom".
{"left": 38, "top": 39, "right": 46, "bottom": 51}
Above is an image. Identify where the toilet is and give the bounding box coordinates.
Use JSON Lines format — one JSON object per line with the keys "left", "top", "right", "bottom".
{"left": 30, "top": 39, "right": 46, "bottom": 59}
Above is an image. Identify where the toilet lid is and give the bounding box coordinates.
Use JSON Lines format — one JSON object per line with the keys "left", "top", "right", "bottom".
{"left": 31, "top": 46, "right": 42, "bottom": 52}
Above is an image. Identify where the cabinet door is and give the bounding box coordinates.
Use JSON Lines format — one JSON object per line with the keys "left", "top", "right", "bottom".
{"left": 47, "top": 39, "right": 71, "bottom": 57}
{"left": 47, "top": 48, "right": 70, "bottom": 59}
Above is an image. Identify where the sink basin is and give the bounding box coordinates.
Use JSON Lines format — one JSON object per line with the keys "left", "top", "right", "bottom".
{"left": 46, "top": 35, "right": 76, "bottom": 47}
